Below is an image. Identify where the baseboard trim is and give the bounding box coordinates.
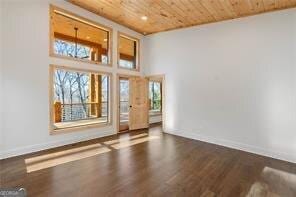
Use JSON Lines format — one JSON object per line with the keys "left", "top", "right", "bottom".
{"left": 164, "top": 129, "right": 296, "bottom": 164}
{"left": 2, "top": 128, "right": 295, "bottom": 164}
{"left": 0, "top": 130, "right": 115, "bottom": 160}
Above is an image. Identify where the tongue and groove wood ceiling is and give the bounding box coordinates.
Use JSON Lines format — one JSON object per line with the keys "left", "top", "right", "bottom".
{"left": 68, "top": 0, "right": 296, "bottom": 35}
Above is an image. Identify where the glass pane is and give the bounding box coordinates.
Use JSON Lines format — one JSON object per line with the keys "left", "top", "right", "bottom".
{"left": 52, "top": 10, "right": 110, "bottom": 64}
{"left": 118, "top": 35, "right": 137, "bottom": 69}
{"left": 149, "top": 81, "right": 153, "bottom": 108}
{"left": 101, "top": 75, "right": 109, "bottom": 118}
{"left": 52, "top": 68, "right": 110, "bottom": 130}
{"left": 149, "top": 81, "right": 161, "bottom": 111}
{"left": 120, "top": 79, "right": 129, "bottom": 124}
{"left": 119, "top": 59, "right": 134, "bottom": 69}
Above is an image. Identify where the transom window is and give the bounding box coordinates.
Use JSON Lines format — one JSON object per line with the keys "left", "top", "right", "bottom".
{"left": 118, "top": 33, "right": 139, "bottom": 70}
{"left": 50, "top": 6, "right": 111, "bottom": 65}
{"left": 50, "top": 66, "right": 111, "bottom": 132}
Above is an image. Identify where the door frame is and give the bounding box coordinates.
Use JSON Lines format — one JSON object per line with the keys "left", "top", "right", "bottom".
{"left": 116, "top": 74, "right": 166, "bottom": 133}
{"left": 146, "top": 74, "right": 166, "bottom": 132}
{"left": 116, "top": 73, "right": 137, "bottom": 133}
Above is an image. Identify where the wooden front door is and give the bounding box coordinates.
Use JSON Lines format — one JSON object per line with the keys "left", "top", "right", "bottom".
{"left": 129, "top": 77, "right": 149, "bottom": 130}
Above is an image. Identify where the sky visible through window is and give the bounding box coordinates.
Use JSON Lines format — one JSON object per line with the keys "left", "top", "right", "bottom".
{"left": 54, "top": 39, "right": 108, "bottom": 64}
{"left": 119, "top": 59, "right": 134, "bottom": 69}
{"left": 53, "top": 68, "right": 109, "bottom": 122}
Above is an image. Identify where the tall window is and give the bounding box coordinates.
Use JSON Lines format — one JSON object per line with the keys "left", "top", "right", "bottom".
{"left": 50, "top": 66, "right": 111, "bottom": 131}
{"left": 119, "top": 78, "right": 129, "bottom": 125}
{"left": 50, "top": 6, "right": 111, "bottom": 65}
{"left": 118, "top": 33, "right": 139, "bottom": 70}
{"left": 149, "top": 81, "right": 161, "bottom": 113}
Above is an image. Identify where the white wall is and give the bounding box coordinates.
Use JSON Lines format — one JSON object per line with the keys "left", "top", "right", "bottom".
{"left": 0, "top": 1, "right": 4, "bottom": 153}
{"left": 144, "top": 9, "right": 296, "bottom": 163}
{"left": 0, "top": 0, "right": 144, "bottom": 159}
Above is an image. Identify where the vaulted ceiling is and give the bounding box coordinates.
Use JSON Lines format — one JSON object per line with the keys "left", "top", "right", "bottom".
{"left": 68, "top": 0, "right": 296, "bottom": 35}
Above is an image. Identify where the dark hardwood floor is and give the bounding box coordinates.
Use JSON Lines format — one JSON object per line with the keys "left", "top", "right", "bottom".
{"left": 1, "top": 125, "right": 296, "bottom": 197}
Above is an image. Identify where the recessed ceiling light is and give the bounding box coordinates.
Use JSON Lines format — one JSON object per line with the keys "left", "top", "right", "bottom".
{"left": 86, "top": 36, "right": 90, "bottom": 39}
{"left": 141, "top": 16, "right": 148, "bottom": 21}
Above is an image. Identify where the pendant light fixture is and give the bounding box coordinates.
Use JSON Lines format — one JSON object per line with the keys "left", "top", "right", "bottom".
{"left": 74, "top": 27, "right": 78, "bottom": 58}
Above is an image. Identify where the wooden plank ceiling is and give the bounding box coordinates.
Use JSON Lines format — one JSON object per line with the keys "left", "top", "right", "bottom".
{"left": 52, "top": 8, "right": 134, "bottom": 56}
{"left": 68, "top": 0, "right": 296, "bottom": 35}
{"left": 52, "top": 11, "right": 108, "bottom": 49}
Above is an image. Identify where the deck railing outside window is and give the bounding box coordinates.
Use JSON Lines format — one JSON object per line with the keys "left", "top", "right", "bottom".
{"left": 55, "top": 102, "right": 108, "bottom": 122}
{"left": 120, "top": 101, "right": 129, "bottom": 114}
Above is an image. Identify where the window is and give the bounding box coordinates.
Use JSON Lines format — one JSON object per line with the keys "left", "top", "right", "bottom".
{"left": 50, "top": 66, "right": 111, "bottom": 132}
{"left": 50, "top": 6, "right": 112, "bottom": 65}
{"left": 149, "top": 81, "right": 162, "bottom": 114}
{"left": 118, "top": 33, "right": 139, "bottom": 70}
{"left": 119, "top": 78, "right": 129, "bottom": 125}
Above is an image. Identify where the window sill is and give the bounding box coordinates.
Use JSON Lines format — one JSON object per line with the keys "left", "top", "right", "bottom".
{"left": 117, "top": 64, "right": 140, "bottom": 72}
{"left": 50, "top": 53, "right": 112, "bottom": 67}
{"left": 149, "top": 111, "right": 162, "bottom": 116}
{"left": 50, "top": 121, "right": 112, "bottom": 135}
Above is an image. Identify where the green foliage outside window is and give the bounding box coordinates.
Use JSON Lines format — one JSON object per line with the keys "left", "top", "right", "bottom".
{"left": 149, "top": 81, "right": 161, "bottom": 111}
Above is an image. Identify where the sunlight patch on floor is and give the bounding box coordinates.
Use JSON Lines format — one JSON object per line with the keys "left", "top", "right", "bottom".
{"left": 25, "top": 143, "right": 110, "bottom": 173}
{"left": 111, "top": 136, "right": 160, "bottom": 149}
{"left": 103, "top": 133, "right": 148, "bottom": 145}
{"left": 25, "top": 133, "right": 161, "bottom": 173}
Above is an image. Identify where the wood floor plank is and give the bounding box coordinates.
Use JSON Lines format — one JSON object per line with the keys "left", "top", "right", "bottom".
{"left": 1, "top": 125, "right": 296, "bottom": 196}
